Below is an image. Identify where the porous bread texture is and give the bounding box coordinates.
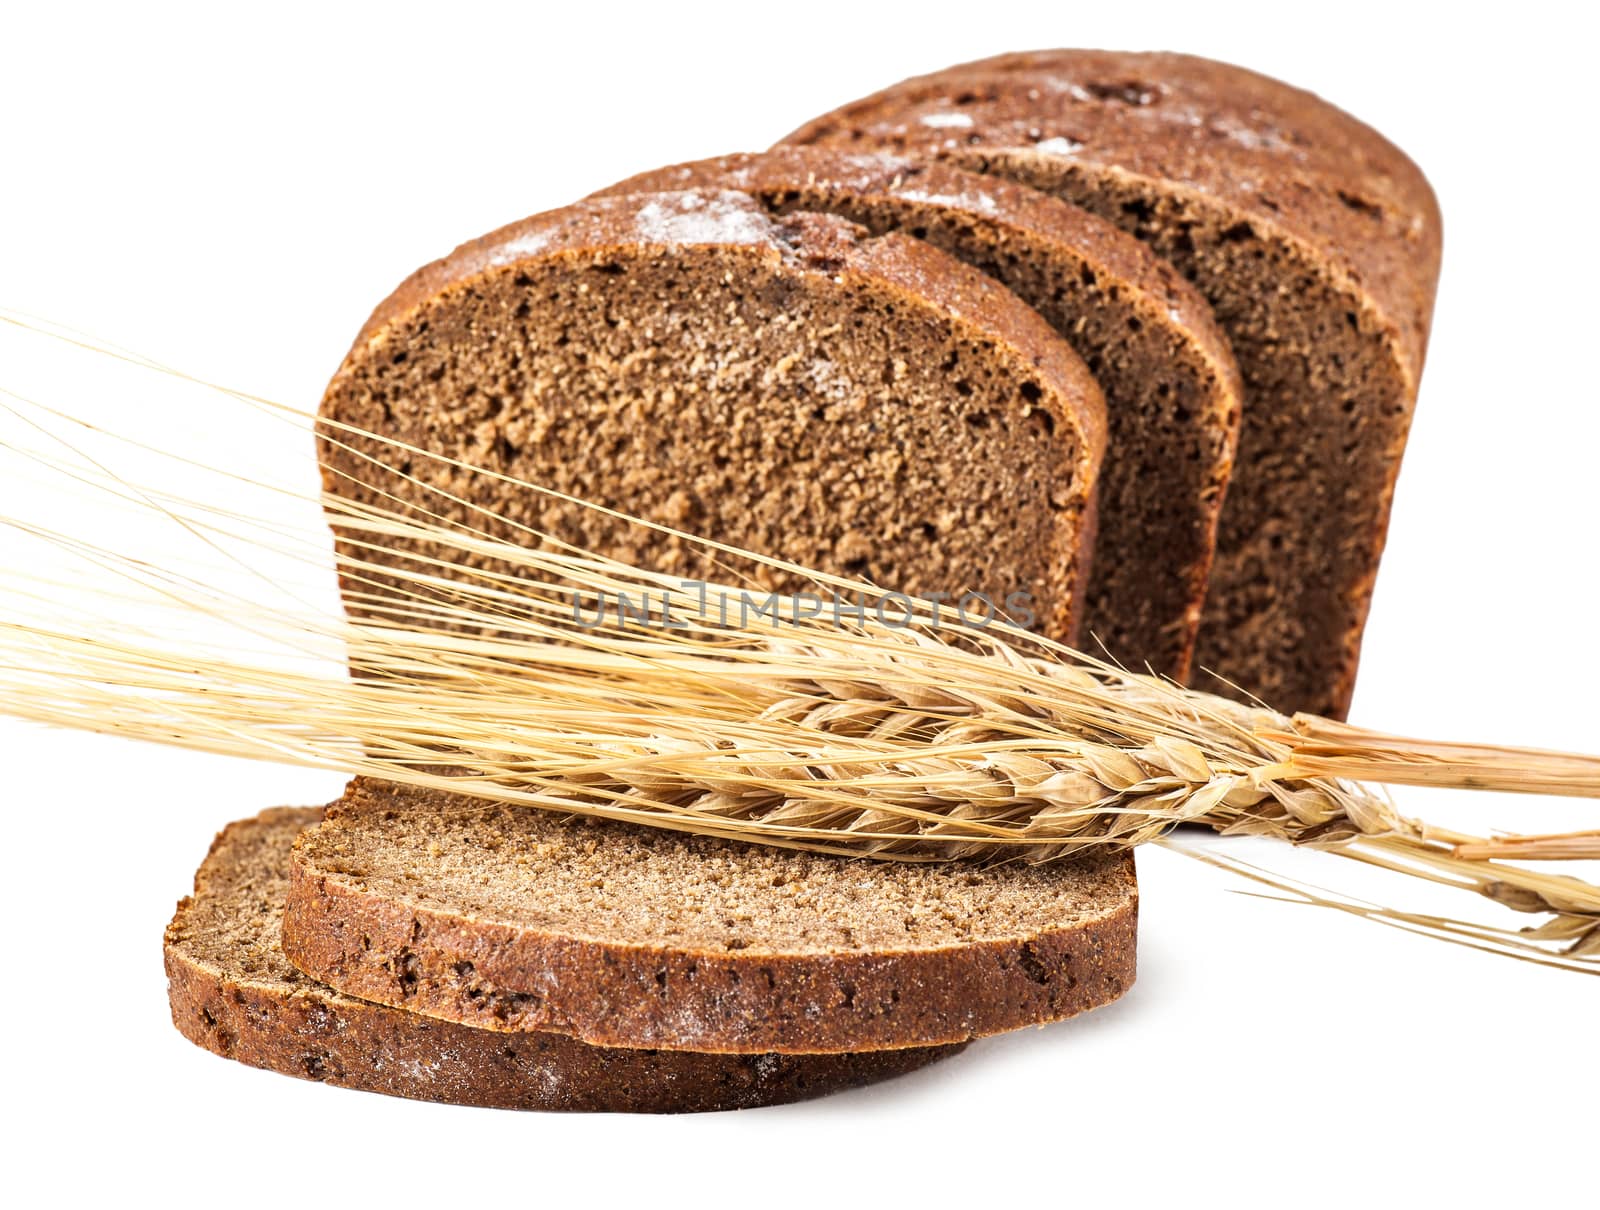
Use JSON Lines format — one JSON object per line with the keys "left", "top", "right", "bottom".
{"left": 596, "top": 148, "right": 1242, "bottom": 681}
{"left": 281, "top": 779, "right": 1139, "bottom": 1054}
{"left": 164, "top": 807, "right": 963, "bottom": 1113}
{"left": 783, "top": 49, "right": 1443, "bottom": 717}
{"left": 320, "top": 188, "right": 1107, "bottom": 645}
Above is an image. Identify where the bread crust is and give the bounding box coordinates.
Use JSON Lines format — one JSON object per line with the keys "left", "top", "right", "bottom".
{"left": 595, "top": 148, "right": 1243, "bottom": 680}
{"left": 166, "top": 808, "right": 963, "bottom": 1112}
{"left": 783, "top": 50, "right": 1443, "bottom": 717}
{"left": 281, "top": 783, "right": 1139, "bottom": 1055}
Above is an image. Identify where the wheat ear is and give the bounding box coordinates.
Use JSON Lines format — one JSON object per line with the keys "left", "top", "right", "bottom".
{"left": 1, "top": 312, "right": 1597, "bottom": 972}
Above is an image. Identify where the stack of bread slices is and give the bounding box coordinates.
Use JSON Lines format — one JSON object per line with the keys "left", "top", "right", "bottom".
{"left": 166, "top": 784, "right": 1138, "bottom": 1111}
{"left": 166, "top": 50, "right": 1441, "bottom": 1111}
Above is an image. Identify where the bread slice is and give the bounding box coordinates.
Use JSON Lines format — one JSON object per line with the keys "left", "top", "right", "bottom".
{"left": 281, "top": 780, "right": 1138, "bottom": 1055}
{"left": 783, "top": 50, "right": 1442, "bottom": 717}
{"left": 594, "top": 148, "right": 1242, "bottom": 681}
{"left": 319, "top": 188, "right": 1107, "bottom": 645}
{"left": 166, "top": 807, "right": 964, "bottom": 1112}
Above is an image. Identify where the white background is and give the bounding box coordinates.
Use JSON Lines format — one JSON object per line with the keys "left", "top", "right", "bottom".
{"left": 1, "top": 2, "right": 1594, "bottom": 1206}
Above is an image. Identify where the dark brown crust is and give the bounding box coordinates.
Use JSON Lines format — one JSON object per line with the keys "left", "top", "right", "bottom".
{"left": 594, "top": 148, "right": 1242, "bottom": 679}
{"left": 166, "top": 808, "right": 962, "bottom": 1113}
{"left": 281, "top": 794, "right": 1139, "bottom": 1055}
{"left": 323, "top": 189, "right": 1108, "bottom": 644}
{"left": 783, "top": 50, "right": 1443, "bottom": 717}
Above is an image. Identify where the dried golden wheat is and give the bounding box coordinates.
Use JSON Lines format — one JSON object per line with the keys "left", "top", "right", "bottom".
{"left": 1, "top": 311, "right": 1596, "bottom": 971}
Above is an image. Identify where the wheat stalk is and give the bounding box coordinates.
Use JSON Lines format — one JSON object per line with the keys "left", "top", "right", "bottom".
{"left": 1, "top": 311, "right": 1597, "bottom": 972}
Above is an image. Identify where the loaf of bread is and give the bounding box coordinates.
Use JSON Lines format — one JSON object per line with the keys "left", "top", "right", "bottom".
{"left": 596, "top": 148, "right": 1242, "bottom": 680}
{"left": 784, "top": 50, "right": 1442, "bottom": 716}
{"left": 281, "top": 779, "right": 1139, "bottom": 1054}
{"left": 165, "top": 807, "right": 964, "bottom": 1112}
{"left": 168, "top": 50, "right": 1453, "bottom": 1118}
{"left": 319, "top": 188, "right": 1107, "bottom": 645}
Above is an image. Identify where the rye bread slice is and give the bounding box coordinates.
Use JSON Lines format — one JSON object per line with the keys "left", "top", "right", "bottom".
{"left": 783, "top": 50, "right": 1442, "bottom": 717}
{"left": 596, "top": 148, "right": 1242, "bottom": 682}
{"left": 166, "top": 807, "right": 962, "bottom": 1112}
{"left": 281, "top": 780, "right": 1138, "bottom": 1055}
{"left": 319, "top": 188, "right": 1107, "bottom": 646}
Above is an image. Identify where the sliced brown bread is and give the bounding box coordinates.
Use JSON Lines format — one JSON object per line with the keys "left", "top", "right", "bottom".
{"left": 595, "top": 148, "right": 1242, "bottom": 681}
{"left": 320, "top": 188, "right": 1107, "bottom": 645}
{"left": 784, "top": 50, "right": 1442, "bottom": 717}
{"left": 282, "top": 779, "right": 1139, "bottom": 1054}
{"left": 166, "top": 807, "right": 963, "bottom": 1112}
